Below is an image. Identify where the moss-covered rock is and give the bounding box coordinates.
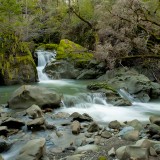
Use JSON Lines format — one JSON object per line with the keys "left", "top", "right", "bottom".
{"left": 87, "top": 82, "right": 116, "bottom": 93}
{"left": 0, "top": 37, "right": 37, "bottom": 85}
{"left": 37, "top": 43, "right": 58, "bottom": 51}
{"left": 98, "top": 156, "right": 107, "bottom": 160}
{"left": 56, "top": 39, "right": 93, "bottom": 62}
{"left": 87, "top": 82, "right": 132, "bottom": 106}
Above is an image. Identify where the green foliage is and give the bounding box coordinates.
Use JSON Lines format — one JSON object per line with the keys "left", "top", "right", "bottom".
{"left": 71, "top": 0, "right": 94, "bottom": 26}
{"left": 0, "top": 0, "right": 21, "bottom": 20}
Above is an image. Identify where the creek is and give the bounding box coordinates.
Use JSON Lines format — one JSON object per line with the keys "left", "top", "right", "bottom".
{"left": 0, "top": 50, "right": 160, "bottom": 160}
{"left": 0, "top": 50, "right": 160, "bottom": 122}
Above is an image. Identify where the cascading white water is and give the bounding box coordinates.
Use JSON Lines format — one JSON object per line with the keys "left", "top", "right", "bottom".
{"left": 61, "top": 92, "right": 108, "bottom": 108}
{"left": 118, "top": 88, "right": 135, "bottom": 103}
{"left": 36, "top": 50, "right": 56, "bottom": 81}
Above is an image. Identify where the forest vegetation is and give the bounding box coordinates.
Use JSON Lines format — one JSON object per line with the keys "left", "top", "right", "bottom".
{"left": 0, "top": 0, "right": 160, "bottom": 80}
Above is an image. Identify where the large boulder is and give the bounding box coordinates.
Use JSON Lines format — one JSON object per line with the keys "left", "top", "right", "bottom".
{"left": 87, "top": 82, "right": 132, "bottom": 106}
{"left": 56, "top": 39, "right": 93, "bottom": 62}
{"left": 8, "top": 85, "right": 62, "bottom": 109}
{"left": 77, "top": 69, "right": 100, "bottom": 80}
{"left": 43, "top": 40, "right": 107, "bottom": 80}
{"left": 1, "top": 118, "right": 25, "bottom": 129}
{"left": 116, "top": 145, "right": 149, "bottom": 160}
{"left": 116, "top": 139, "right": 160, "bottom": 160}
{"left": 70, "top": 112, "right": 93, "bottom": 122}
{"left": 44, "top": 60, "right": 81, "bottom": 79}
{"left": 16, "top": 138, "right": 46, "bottom": 160}
{"left": 98, "top": 67, "right": 160, "bottom": 102}
{"left": 0, "top": 40, "right": 37, "bottom": 85}
{"left": 43, "top": 39, "right": 95, "bottom": 80}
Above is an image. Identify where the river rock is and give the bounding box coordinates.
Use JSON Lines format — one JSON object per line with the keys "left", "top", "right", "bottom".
{"left": 116, "top": 145, "right": 149, "bottom": 160}
{"left": 8, "top": 85, "right": 62, "bottom": 109}
{"left": 66, "top": 154, "right": 84, "bottom": 160}
{"left": 108, "top": 120, "right": 121, "bottom": 130}
{"left": 127, "top": 119, "right": 143, "bottom": 131}
{"left": 76, "top": 145, "right": 99, "bottom": 153}
{"left": 0, "top": 126, "right": 9, "bottom": 136}
{"left": 27, "top": 117, "right": 45, "bottom": 130}
{"left": 87, "top": 122, "right": 100, "bottom": 132}
{"left": 26, "top": 104, "right": 43, "bottom": 119}
{"left": 71, "top": 121, "right": 81, "bottom": 135}
{"left": 149, "top": 116, "right": 160, "bottom": 126}
{"left": 85, "top": 138, "right": 95, "bottom": 144}
{"left": 135, "top": 139, "right": 160, "bottom": 148}
{"left": 1, "top": 118, "right": 25, "bottom": 129}
{"left": 122, "top": 130, "right": 139, "bottom": 141}
{"left": 70, "top": 112, "right": 93, "bottom": 122}
{"left": 118, "top": 126, "right": 135, "bottom": 136}
{"left": 110, "top": 97, "right": 132, "bottom": 106}
{"left": 149, "top": 147, "right": 157, "bottom": 156}
{"left": 52, "top": 112, "right": 70, "bottom": 119}
{"left": 45, "top": 121, "right": 56, "bottom": 130}
{"left": 147, "top": 124, "right": 160, "bottom": 136}
{"left": 0, "top": 138, "right": 11, "bottom": 153}
{"left": 101, "top": 131, "right": 112, "bottom": 139}
{"left": 108, "top": 147, "right": 116, "bottom": 157}
{"left": 153, "top": 144, "right": 160, "bottom": 154}
{"left": 116, "top": 146, "right": 127, "bottom": 160}
{"left": 16, "top": 138, "right": 46, "bottom": 160}
{"left": 126, "top": 146, "right": 149, "bottom": 160}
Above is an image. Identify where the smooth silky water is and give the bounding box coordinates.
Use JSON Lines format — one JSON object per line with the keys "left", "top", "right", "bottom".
{"left": 0, "top": 50, "right": 160, "bottom": 160}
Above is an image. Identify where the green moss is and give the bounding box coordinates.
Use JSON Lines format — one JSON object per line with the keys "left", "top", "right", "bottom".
{"left": 98, "top": 156, "right": 107, "bottom": 160}
{"left": 0, "top": 34, "right": 37, "bottom": 83}
{"left": 87, "top": 82, "right": 116, "bottom": 92}
{"left": 38, "top": 43, "right": 58, "bottom": 50}
{"left": 56, "top": 39, "right": 93, "bottom": 61}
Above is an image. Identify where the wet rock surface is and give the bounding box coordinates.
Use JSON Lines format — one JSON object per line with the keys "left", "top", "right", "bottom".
{"left": 89, "top": 67, "right": 160, "bottom": 102}
{"left": 8, "top": 85, "right": 62, "bottom": 109}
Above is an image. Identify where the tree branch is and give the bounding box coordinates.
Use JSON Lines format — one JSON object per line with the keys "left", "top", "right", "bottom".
{"left": 69, "top": 7, "right": 93, "bottom": 29}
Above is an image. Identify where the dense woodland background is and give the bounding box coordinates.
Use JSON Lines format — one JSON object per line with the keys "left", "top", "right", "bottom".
{"left": 0, "top": 0, "right": 160, "bottom": 77}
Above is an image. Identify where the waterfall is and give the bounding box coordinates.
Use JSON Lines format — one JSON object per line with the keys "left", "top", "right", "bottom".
{"left": 61, "top": 92, "right": 108, "bottom": 108}
{"left": 36, "top": 50, "right": 56, "bottom": 81}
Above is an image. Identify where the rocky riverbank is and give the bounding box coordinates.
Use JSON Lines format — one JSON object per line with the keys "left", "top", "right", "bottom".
{"left": 0, "top": 40, "right": 160, "bottom": 160}
{"left": 0, "top": 85, "right": 160, "bottom": 160}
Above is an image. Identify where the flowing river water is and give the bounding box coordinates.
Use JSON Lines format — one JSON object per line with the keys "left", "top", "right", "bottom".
{"left": 0, "top": 50, "right": 160, "bottom": 160}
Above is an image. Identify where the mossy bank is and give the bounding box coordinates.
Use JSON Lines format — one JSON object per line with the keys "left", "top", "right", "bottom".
{"left": 0, "top": 34, "right": 38, "bottom": 85}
